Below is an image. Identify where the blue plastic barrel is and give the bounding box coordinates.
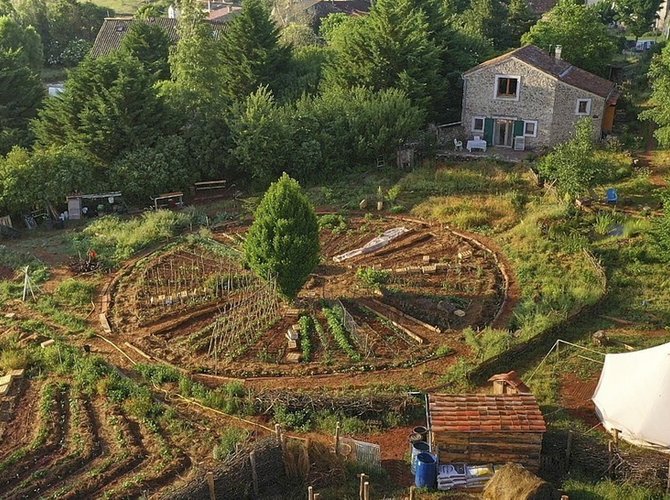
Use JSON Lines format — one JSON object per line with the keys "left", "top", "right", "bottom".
{"left": 415, "top": 452, "right": 437, "bottom": 489}
{"left": 410, "top": 441, "right": 430, "bottom": 473}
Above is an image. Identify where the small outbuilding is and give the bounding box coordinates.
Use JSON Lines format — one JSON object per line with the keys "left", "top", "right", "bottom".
{"left": 428, "top": 393, "right": 546, "bottom": 471}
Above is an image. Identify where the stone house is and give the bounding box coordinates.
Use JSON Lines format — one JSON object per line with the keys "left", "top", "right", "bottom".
{"left": 460, "top": 45, "right": 618, "bottom": 150}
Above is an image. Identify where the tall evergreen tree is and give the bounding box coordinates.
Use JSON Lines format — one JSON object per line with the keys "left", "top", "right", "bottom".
{"left": 120, "top": 21, "right": 171, "bottom": 81}
{"left": 219, "top": 0, "right": 290, "bottom": 102}
{"left": 325, "top": 0, "right": 444, "bottom": 119}
{"left": 0, "top": 50, "right": 43, "bottom": 154}
{"left": 459, "top": 0, "right": 512, "bottom": 50}
{"left": 33, "top": 54, "right": 172, "bottom": 162}
{"left": 507, "top": 0, "right": 538, "bottom": 44}
{"left": 244, "top": 172, "right": 320, "bottom": 300}
{"left": 521, "top": 0, "right": 617, "bottom": 76}
{"left": 640, "top": 42, "right": 670, "bottom": 146}
{"left": 0, "top": 16, "right": 42, "bottom": 70}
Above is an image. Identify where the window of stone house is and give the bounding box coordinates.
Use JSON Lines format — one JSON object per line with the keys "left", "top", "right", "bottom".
{"left": 523, "top": 120, "right": 537, "bottom": 137}
{"left": 495, "top": 76, "right": 519, "bottom": 98}
{"left": 472, "top": 116, "right": 485, "bottom": 132}
{"left": 576, "top": 99, "right": 592, "bottom": 115}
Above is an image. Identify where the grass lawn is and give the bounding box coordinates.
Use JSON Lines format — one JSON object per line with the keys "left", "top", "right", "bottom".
{"left": 89, "top": 0, "right": 144, "bottom": 15}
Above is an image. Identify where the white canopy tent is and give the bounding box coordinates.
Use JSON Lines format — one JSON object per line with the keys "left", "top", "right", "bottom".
{"left": 592, "top": 342, "right": 670, "bottom": 451}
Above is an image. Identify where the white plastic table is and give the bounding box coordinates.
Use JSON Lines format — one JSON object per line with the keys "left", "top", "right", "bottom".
{"left": 466, "top": 139, "right": 487, "bottom": 152}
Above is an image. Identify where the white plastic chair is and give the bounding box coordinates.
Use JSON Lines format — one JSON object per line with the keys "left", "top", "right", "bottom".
{"left": 473, "top": 135, "right": 481, "bottom": 141}
{"left": 454, "top": 138, "right": 463, "bottom": 151}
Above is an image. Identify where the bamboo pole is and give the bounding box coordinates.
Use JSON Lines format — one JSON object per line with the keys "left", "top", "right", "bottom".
{"left": 358, "top": 473, "right": 368, "bottom": 500}
{"left": 335, "top": 421, "right": 341, "bottom": 455}
{"left": 308, "top": 486, "right": 314, "bottom": 500}
{"left": 363, "top": 481, "right": 370, "bottom": 500}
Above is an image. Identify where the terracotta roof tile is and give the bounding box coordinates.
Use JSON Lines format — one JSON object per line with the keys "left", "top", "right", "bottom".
{"left": 463, "top": 45, "right": 617, "bottom": 102}
{"left": 428, "top": 393, "right": 547, "bottom": 434}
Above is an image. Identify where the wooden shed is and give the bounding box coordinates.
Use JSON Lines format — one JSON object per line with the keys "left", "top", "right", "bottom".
{"left": 428, "top": 393, "right": 546, "bottom": 471}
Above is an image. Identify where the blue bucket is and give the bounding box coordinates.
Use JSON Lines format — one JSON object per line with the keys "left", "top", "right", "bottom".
{"left": 415, "top": 452, "right": 437, "bottom": 489}
{"left": 410, "top": 441, "right": 430, "bottom": 473}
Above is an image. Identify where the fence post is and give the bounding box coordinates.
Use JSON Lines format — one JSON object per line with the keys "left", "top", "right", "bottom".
{"left": 275, "top": 423, "right": 281, "bottom": 441}
{"left": 363, "top": 481, "right": 370, "bottom": 500}
{"left": 249, "top": 450, "right": 259, "bottom": 497}
{"left": 206, "top": 471, "right": 216, "bottom": 500}
{"left": 613, "top": 429, "right": 619, "bottom": 447}
{"left": 335, "top": 421, "right": 341, "bottom": 455}
{"left": 305, "top": 438, "right": 311, "bottom": 477}
{"left": 666, "top": 459, "right": 670, "bottom": 494}
{"left": 409, "top": 485, "right": 416, "bottom": 500}
{"left": 308, "top": 485, "right": 314, "bottom": 500}
{"left": 565, "top": 430, "right": 574, "bottom": 466}
{"left": 607, "top": 441, "right": 614, "bottom": 479}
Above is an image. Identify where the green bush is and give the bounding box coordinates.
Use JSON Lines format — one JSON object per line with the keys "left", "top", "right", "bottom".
{"left": 298, "top": 315, "right": 313, "bottom": 362}
{"left": 355, "top": 267, "right": 390, "bottom": 289}
{"left": 273, "top": 403, "right": 312, "bottom": 431}
{"left": 0, "top": 348, "right": 30, "bottom": 371}
{"left": 439, "top": 358, "right": 475, "bottom": 393}
{"left": 214, "top": 427, "right": 250, "bottom": 459}
{"left": 135, "top": 363, "right": 181, "bottom": 385}
{"left": 318, "top": 214, "right": 348, "bottom": 233}
{"left": 464, "top": 327, "right": 512, "bottom": 362}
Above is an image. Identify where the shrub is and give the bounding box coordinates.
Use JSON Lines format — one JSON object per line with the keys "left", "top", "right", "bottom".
{"left": 298, "top": 315, "right": 313, "bottom": 362}
{"left": 135, "top": 363, "right": 181, "bottom": 385}
{"left": 273, "top": 403, "right": 312, "bottom": 431}
{"left": 464, "top": 327, "right": 512, "bottom": 361}
{"left": 356, "top": 267, "right": 390, "bottom": 289}
{"left": 214, "top": 427, "right": 250, "bottom": 459}
{"left": 244, "top": 173, "right": 320, "bottom": 299}
{"left": 439, "top": 358, "right": 475, "bottom": 393}
{"left": 0, "top": 349, "right": 30, "bottom": 371}
{"left": 318, "top": 214, "right": 348, "bottom": 233}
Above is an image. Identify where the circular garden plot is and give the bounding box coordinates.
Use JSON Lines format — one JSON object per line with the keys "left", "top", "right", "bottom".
{"left": 107, "top": 216, "right": 508, "bottom": 377}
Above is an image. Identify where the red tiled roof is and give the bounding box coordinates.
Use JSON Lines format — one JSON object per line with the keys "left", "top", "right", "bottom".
{"left": 488, "top": 370, "right": 531, "bottom": 394}
{"left": 463, "top": 44, "right": 617, "bottom": 102}
{"left": 429, "top": 393, "right": 546, "bottom": 433}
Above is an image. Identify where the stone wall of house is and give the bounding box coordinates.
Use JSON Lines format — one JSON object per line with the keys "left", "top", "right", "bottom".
{"left": 461, "top": 57, "right": 556, "bottom": 149}
{"left": 551, "top": 81, "right": 607, "bottom": 145}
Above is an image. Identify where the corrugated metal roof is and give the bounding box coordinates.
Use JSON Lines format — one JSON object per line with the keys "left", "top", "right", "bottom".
{"left": 463, "top": 44, "right": 617, "bottom": 101}
{"left": 429, "top": 393, "right": 547, "bottom": 433}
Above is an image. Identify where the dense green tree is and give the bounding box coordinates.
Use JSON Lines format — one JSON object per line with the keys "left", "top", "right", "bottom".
{"left": 0, "top": 0, "right": 14, "bottom": 17}
{"left": 0, "top": 145, "right": 96, "bottom": 213}
{"left": 318, "top": 12, "right": 348, "bottom": 42}
{"left": 615, "top": 0, "right": 662, "bottom": 40}
{"left": 278, "top": 45, "right": 330, "bottom": 99}
{"left": 136, "top": 1, "right": 170, "bottom": 18}
{"left": 592, "top": 0, "right": 617, "bottom": 25}
{"left": 280, "top": 22, "right": 319, "bottom": 48}
{"left": 325, "top": 0, "right": 443, "bottom": 118}
{"left": 168, "top": 0, "right": 222, "bottom": 99}
{"left": 244, "top": 172, "right": 320, "bottom": 300}
{"left": 507, "top": 0, "right": 538, "bottom": 43}
{"left": 33, "top": 54, "right": 173, "bottom": 163}
{"left": 640, "top": 42, "right": 670, "bottom": 146}
{"left": 110, "top": 136, "right": 195, "bottom": 203}
{"left": 655, "top": 189, "right": 670, "bottom": 261}
{"left": 218, "top": 0, "right": 290, "bottom": 101}
{"left": 229, "top": 86, "right": 424, "bottom": 182}
{"left": 459, "top": 0, "right": 512, "bottom": 50}
{"left": 46, "top": 0, "right": 108, "bottom": 63}
{"left": 521, "top": 0, "right": 617, "bottom": 76}
{"left": 120, "top": 21, "right": 171, "bottom": 80}
{"left": 537, "top": 119, "right": 604, "bottom": 198}
{"left": 0, "top": 50, "right": 43, "bottom": 154}
{"left": 0, "top": 16, "right": 42, "bottom": 70}
{"left": 13, "top": 0, "right": 49, "bottom": 49}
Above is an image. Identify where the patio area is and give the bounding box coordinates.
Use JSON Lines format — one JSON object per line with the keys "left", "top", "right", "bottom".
{"left": 436, "top": 146, "right": 536, "bottom": 163}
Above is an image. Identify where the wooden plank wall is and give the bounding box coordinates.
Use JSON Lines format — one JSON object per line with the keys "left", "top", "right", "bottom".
{"left": 432, "top": 431, "right": 543, "bottom": 471}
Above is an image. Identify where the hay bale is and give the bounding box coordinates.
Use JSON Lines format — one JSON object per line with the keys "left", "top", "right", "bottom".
{"left": 483, "top": 463, "right": 560, "bottom": 500}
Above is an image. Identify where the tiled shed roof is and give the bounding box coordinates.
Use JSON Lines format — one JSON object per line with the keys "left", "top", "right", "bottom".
{"left": 463, "top": 44, "right": 617, "bottom": 102}
{"left": 428, "top": 393, "right": 547, "bottom": 433}
{"left": 91, "top": 17, "right": 230, "bottom": 58}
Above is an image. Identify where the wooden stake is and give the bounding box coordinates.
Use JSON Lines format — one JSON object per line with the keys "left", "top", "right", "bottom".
{"left": 308, "top": 485, "right": 314, "bottom": 500}
{"left": 565, "top": 430, "right": 574, "bottom": 465}
{"left": 363, "top": 481, "right": 370, "bottom": 500}
{"left": 206, "top": 471, "right": 216, "bottom": 500}
{"left": 275, "top": 423, "right": 281, "bottom": 440}
{"left": 409, "top": 486, "right": 416, "bottom": 500}
{"left": 666, "top": 459, "right": 670, "bottom": 494}
{"left": 335, "top": 421, "right": 341, "bottom": 455}
{"left": 249, "top": 450, "right": 259, "bottom": 497}
{"left": 314, "top": 494, "right": 320, "bottom": 500}
{"left": 613, "top": 428, "right": 619, "bottom": 447}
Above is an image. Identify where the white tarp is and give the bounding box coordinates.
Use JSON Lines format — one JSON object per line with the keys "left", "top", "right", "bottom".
{"left": 592, "top": 342, "right": 670, "bottom": 450}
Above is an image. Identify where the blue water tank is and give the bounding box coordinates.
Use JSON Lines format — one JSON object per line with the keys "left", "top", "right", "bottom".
{"left": 410, "top": 441, "right": 430, "bottom": 473}
{"left": 415, "top": 452, "right": 437, "bottom": 489}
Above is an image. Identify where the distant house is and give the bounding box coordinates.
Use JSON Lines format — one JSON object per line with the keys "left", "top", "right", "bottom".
{"left": 273, "top": 0, "right": 370, "bottom": 27}
{"left": 91, "top": 16, "right": 230, "bottom": 58}
{"left": 168, "top": 1, "right": 242, "bottom": 23}
{"left": 461, "top": 44, "right": 619, "bottom": 150}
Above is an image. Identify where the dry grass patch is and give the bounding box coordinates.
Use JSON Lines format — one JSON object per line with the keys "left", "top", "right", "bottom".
{"left": 411, "top": 194, "right": 520, "bottom": 231}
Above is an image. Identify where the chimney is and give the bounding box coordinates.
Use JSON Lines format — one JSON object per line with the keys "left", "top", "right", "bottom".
{"left": 555, "top": 45, "right": 562, "bottom": 61}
